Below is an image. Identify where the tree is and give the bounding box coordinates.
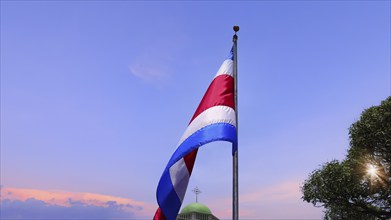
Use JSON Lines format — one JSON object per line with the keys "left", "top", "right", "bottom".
{"left": 302, "top": 96, "right": 391, "bottom": 220}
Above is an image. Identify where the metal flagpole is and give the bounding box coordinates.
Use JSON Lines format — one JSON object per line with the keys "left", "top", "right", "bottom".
{"left": 232, "top": 25, "right": 239, "bottom": 220}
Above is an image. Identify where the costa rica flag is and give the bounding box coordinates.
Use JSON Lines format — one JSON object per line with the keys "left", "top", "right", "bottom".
{"left": 154, "top": 49, "right": 237, "bottom": 220}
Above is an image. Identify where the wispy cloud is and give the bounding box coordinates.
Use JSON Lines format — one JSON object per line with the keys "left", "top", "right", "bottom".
{"left": 129, "top": 55, "right": 170, "bottom": 82}
{"left": 204, "top": 180, "right": 323, "bottom": 219}
{"left": 128, "top": 33, "right": 188, "bottom": 83}
{"left": 1, "top": 187, "right": 156, "bottom": 219}
{"left": 240, "top": 180, "right": 301, "bottom": 203}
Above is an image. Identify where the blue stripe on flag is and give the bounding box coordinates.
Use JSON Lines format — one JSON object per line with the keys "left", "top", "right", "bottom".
{"left": 167, "top": 123, "right": 237, "bottom": 169}
{"left": 156, "top": 168, "right": 182, "bottom": 220}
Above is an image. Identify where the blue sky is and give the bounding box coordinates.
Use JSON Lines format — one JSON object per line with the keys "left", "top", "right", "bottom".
{"left": 1, "top": 1, "right": 390, "bottom": 219}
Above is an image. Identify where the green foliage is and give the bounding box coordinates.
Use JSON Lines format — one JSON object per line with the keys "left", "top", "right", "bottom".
{"left": 302, "top": 96, "right": 391, "bottom": 220}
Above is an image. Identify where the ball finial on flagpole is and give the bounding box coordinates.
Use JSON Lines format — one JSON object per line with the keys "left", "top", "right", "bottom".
{"left": 233, "top": 26, "right": 239, "bottom": 40}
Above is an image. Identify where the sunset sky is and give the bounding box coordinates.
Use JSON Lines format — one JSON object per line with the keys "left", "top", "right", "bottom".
{"left": 1, "top": 1, "right": 390, "bottom": 219}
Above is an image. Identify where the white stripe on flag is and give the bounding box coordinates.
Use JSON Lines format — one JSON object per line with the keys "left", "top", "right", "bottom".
{"left": 215, "top": 59, "right": 233, "bottom": 77}
{"left": 169, "top": 158, "right": 190, "bottom": 202}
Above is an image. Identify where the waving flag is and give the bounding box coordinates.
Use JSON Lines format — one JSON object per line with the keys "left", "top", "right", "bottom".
{"left": 154, "top": 49, "right": 237, "bottom": 220}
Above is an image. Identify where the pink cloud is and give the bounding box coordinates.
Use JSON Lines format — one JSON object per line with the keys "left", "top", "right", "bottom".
{"left": 1, "top": 187, "right": 156, "bottom": 218}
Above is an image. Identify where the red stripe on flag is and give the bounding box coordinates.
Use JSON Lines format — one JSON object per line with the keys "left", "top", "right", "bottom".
{"left": 189, "top": 75, "right": 234, "bottom": 123}
{"left": 183, "top": 148, "right": 198, "bottom": 174}
{"left": 153, "top": 207, "right": 167, "bottom": 220}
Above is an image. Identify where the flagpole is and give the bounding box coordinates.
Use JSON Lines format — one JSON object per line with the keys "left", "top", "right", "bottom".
{"left": 233, "top": 25, "right": 239, "bottom": 220}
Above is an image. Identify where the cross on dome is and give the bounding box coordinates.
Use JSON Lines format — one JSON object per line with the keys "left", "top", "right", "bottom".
{"left": 192, "top": 186, "right": 202, "bottom": 203}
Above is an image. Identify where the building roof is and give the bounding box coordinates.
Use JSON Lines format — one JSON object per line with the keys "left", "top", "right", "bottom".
{"left": 179, "top": 203, "right": 212, "bottom": 215}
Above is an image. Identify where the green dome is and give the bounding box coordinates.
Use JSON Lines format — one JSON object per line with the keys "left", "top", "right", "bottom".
{"left": 180, "top": 203, "right": 212, "bottom": 215}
